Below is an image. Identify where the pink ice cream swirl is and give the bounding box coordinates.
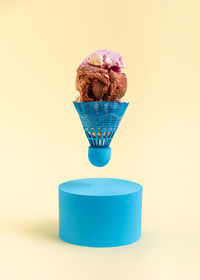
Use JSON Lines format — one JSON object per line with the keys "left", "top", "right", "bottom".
{"left": 80, "top": 49, "right": 125, "bottom": 72}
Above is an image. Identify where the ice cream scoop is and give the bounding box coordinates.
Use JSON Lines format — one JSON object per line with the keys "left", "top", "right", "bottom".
{"left": 76, "top": 49, "right": 127, "bottom": 102}
{"left": 80, "top": 49, "right": 125, "bottom": 71}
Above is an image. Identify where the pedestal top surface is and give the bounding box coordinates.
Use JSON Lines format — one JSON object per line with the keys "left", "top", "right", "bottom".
{"left": 59, "top": 178, "right": 142, "bottom": 196}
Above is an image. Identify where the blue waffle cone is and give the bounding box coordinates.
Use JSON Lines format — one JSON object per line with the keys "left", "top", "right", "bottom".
{"left": 73, "top": 101, "right": 129, "bottom": 166}
{"left": 73, "top": 101, "right": 129, "bottom": 147}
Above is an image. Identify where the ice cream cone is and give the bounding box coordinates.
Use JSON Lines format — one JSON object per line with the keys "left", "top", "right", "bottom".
{"left": 73, "top": 101, "right": 129, "bottom": 166}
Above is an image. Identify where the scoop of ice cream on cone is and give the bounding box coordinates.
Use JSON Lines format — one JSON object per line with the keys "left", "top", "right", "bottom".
{"left": 75, "top": 49, "right": 127, "bottom": 102}
{"left": 81, "top": 49, "right": 125, "bottom": 70}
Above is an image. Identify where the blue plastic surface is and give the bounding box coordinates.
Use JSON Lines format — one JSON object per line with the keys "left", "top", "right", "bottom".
{"left": 59, "top": 178, "right": 143, "bottom": 247}
{"left": 88, "top": 146, "right": 111, "bottom": 167}
{"left": 73, "top": 102, "right": 129, "bottom": 167}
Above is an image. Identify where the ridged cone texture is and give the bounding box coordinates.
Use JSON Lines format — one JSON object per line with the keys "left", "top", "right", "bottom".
{"left": 73, "top": 101, "right": 129, "bottom": 147}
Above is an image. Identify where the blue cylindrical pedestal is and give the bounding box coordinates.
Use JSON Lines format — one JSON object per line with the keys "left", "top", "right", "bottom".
{"left": 59, "top": 178, "right": 143, "bottom": 247}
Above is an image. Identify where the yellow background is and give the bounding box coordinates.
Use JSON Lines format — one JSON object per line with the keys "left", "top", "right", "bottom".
{"left": 0, "top": 0, "right": 200, "bottom": 279}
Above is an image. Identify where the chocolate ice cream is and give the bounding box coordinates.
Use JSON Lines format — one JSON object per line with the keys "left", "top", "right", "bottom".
{"left": 75, "top": 49, "right": 127, "bottom": 102}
